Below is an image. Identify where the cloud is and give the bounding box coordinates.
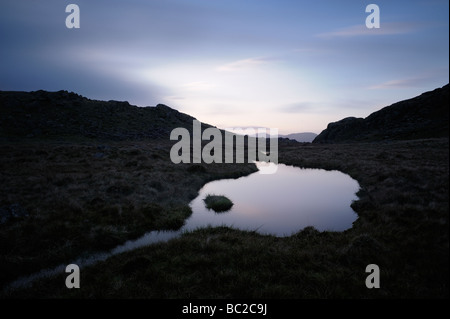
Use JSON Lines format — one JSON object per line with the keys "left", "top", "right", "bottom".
{"left": 180, "top": 81, "right": 216, "bottom": 92}
{"left": 280, "top": 99, "right": 381, "bottom": 115}
{"left": 317, "top": 22, "right": 420, "bottom": 38}
{"left": 367, "top": 73, "right": 444, "bottom": 89}
{"left": 280, "top": 102, "right": 316, "bottom": 113}
{"left": 216, "top": 57, "right": 275, "bottom": 72}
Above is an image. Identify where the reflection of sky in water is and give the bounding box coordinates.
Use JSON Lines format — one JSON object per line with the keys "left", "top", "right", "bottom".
{"left": 187, "top": 163, "right": 360, "bottom": 236}
{"left": 6, "top": 163, "right": 360, "bottom": 290}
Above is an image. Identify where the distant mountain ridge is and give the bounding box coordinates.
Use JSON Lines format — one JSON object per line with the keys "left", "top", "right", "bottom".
{"left": 281, "top": 132, "right": 317, "bottom": 143}
{"left": 0, "top": 90, "right": 207, "bottom": 140}
{"left": 313, "top": 84, "right": 449, "bottom": 143}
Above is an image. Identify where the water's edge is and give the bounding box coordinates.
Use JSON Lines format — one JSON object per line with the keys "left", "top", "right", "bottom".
{"left": 4, "top": 163, "right": 360, "bottom": 291}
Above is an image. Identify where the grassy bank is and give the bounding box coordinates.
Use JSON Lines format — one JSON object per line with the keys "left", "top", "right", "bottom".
{"left": 1, "top": 138, "right": 448, "bottom": 298}
{"left": 0, "top": 138, "right": 257, "bottom": 289}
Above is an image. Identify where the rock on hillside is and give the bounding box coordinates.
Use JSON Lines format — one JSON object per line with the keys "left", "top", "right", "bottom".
{"left": 313, "top": 84, "right": 449, "bottom": 143}
{"left": 0, "top": 90, "right": 204, "bottom": 140}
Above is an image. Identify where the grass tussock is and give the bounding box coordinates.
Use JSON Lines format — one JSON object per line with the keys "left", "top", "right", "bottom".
{"left": 203, "top": 194, "right": 234, "bottom": 212}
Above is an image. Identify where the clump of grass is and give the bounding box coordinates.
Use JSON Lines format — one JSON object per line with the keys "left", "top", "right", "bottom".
{"left": 203, "top": 194, "right": 233, "bottom": 213}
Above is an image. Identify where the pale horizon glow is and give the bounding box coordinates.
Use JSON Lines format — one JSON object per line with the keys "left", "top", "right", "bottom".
{"left": 0, "top": 0, "right": 448, "bottom": 135}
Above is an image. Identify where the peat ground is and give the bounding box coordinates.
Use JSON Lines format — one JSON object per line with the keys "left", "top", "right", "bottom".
{"left": 0, "top": 137, "right": 448, "bottom": 298}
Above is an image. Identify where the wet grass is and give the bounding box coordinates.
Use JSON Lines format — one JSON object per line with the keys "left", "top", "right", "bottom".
{"left": 0, "top": 137, "right": 448, "bottom": 298}
{"left": 0, "top": 138, "right": 257, "bottom": 289}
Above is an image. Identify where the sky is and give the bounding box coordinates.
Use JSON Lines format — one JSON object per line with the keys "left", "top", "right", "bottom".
{"left": 0, "top": 0, "right": 448, "bottom": 134}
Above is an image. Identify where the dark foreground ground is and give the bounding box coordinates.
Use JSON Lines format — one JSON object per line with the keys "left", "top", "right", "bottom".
{"left": 0, "top": 137, "right": 448, "bottom": 298}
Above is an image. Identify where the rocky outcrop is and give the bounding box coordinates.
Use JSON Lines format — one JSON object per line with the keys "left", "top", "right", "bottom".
{"left": 313, "top": 84, "right": 449, "bottom": 143}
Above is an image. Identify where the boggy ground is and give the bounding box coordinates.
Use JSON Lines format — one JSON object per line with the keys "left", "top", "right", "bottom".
{"left": 0, "top": 138, "right": 257, "bottom": 290}
{"left": 0, "top": 137, "right": 448, "bottom": 298}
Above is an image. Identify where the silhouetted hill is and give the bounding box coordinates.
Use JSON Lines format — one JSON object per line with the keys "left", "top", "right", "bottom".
{"left": 281, "top": 132, "right": 317, "bottom": 143}
{"left": 313, "top": 84, "right": 449, "bottom": 143}
{"left": 0, "top": 90, "right": 207, "bottom": 140}
{"left": 0, "top": 90, "right": 303, "bottom": 150}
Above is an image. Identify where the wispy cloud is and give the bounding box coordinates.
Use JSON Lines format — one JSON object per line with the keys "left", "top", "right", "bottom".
{"left": 368, "top": 74, "right": 442, "bottom": 89}
{"left": 180, "top": 81, "right": 216, "bottom": 91}
{"left": 216, "top": 57, "right": 275, "bottom": 72}
{"left": 280, "top": 102, "right": 316, "bottom": 113}
{"left": 292, "top": 48, "right": 323, "bottom": 54}
{"left": 317, "top": 22, "right": 421, "bottom": 38}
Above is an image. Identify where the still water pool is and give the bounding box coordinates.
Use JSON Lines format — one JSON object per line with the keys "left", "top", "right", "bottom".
{"left": 118, "top": 162, "right": 360, "bottom": 250}
{"left": 187, "top": 162, "right": 360, "bottom": 236}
